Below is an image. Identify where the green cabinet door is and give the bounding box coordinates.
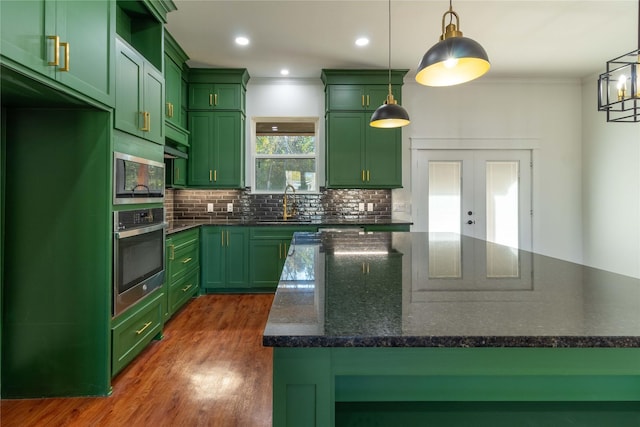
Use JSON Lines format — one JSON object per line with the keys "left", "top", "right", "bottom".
{"left": 188, "top": 83, "right": 242, "bottom": 110}
{"left": 365, "top": 125, "right": 402, "bottom": 187}
{"left": 326, "top": 112, "right": 401, "bottom": 189}
{"left": 326, "top": 112, "right": 365, "bottom": 187}
{"left": 201, "top": 227, "right": 249, "bottom": 291}
{"left": 327, "top": 84, "right": 401, "bottom": 112}
{"left": 164, "top": 53, "right": 182, "bottom": 127}
{"left": 173, "top": 157, "right": 187, "bottom": 187}
{"left": 0, "top": 0, "right": 114, "bottom": 106}
{"left": 115, "top": 37, "right": 164, "bottom": 144}
{"left": 250, "top": 239, "right": 285, "bottom": 289}
{"left": 187, "top": 111, "right": 245, "bottom": 188}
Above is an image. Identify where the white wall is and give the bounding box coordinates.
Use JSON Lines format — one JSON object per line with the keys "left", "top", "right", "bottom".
{"left": 397, "top": 78, "right": 584, "bottom": 263}
{"left": 581, "top": 73, "right": 640, "bottom": 278}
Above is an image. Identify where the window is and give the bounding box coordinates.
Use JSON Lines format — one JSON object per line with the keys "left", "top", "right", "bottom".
{"left": 253, "top": 119, "right": 318, "bottom": 193}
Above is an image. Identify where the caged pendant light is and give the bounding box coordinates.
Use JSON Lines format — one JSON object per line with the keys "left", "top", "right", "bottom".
{"left": 597, "top": 0, "right": 640, "bottom": 123}
{"left": 370, "top": 0, "right": 410, "bottom": 128}
{"left": 415, "top": 0, "right": 490, "bottom": 87}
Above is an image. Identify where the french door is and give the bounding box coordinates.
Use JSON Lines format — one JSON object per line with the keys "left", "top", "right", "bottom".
{"left": 413, "top": 150, "right": 532, "bottom": 251}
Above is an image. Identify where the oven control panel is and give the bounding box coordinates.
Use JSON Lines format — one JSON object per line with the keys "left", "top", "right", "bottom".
{"left": 115, "top": 207, "right": 164, "bottom": 231}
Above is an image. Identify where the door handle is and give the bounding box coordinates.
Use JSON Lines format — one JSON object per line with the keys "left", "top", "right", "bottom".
{"left": 59, "top": 41, "right": 69, "bottom": 71}
{"left": 47, "top": 35, "right": 60, "bottom": 66}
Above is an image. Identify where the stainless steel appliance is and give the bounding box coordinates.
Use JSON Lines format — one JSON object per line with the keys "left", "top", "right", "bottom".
{"left": 113, "top": 207, "right": 165, "bottom": 316}
{"left": 113, "top": 152, "right": 165, "bottom": 204}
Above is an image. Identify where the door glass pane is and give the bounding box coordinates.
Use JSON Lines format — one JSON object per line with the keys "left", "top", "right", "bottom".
{"left": 486, "top": 161, "right": 519, "bottom": 247}
{"left": 428, "top": 161, "right": 461, "bottom": 233}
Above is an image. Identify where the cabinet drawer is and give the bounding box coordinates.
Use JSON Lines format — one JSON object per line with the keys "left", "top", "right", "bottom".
{"left": 169, "top": 269, "right": 199, "bottom": 316}
{"left": 112, "top": 291, "right": 163, "bottom": 376}
{"left": 168, "top": 235, "right": 199, "bottom": 280}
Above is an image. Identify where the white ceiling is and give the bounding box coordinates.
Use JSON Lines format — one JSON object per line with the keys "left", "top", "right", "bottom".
{"left": 166, "top": 0, "right": 639, "bottom": 80}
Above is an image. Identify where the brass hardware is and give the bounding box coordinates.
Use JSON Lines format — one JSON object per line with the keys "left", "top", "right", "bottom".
{"left": 226, "top": 231, "right": 230, "bottom": 246}
{"left": 367, "top": 170, "right": 370, "bottom": 181}
{"left": 182, "top": 257, "right": 192, "bottom": 264}
{"left": 136, "top": 321, "right": 152, "bottom": 335}
{"left": 176, "top": 168, "right": 180, "bottom": 180}
{"left": 362, "top": 262, "right": 370, "bottom": 274}
{"left": 141, "top": 112, "right": 150, "bottom": 131}
{"left": 170, "top": 244, "right": 175, "bottom": 260}
{"left": 182, "top": 283, "right": 193, "bottom": 292}
{"left": 362, "top": 262, "right": 365, "bottom": 274}
{"left": 221, "top": 230, "right": 224, "bottom": 246}
{"left": 47, "top": 35, "right": 60, "bottom": 66}
{"left": 210, "top": 170, "right": 213, "bottom": 182}
{"left": 362, "top": 170, "right": 365, "bottom": 182}
{"left": 214, "top": 170, "right": 217, "bottom": 182}
{"left": 366, "top": 95, "right": 370, "bottom": 107}
{"left": 60, "top": 41, "right": 69, "bottom": 71}
{"left": 167, "top": 102, "right": 174, "bottom": 118}
{"left": 283, "top": 184, "right": 297, "bottom": 220}
{"left": 214, "top": 93, "right": 218, "bottom": 106}
{"left": 278, "top": 243, "right": 282, "bottom": 259}
{"left": 367, "top": 263, "right": 370, "bottom": 274}
{"left": 362, "top": 95, "right": 365, "bottom": 107}
{"left": 170, "top": 103, "right": 174, "bottom": 117}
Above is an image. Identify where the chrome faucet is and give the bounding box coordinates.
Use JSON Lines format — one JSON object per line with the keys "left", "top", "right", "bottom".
{"left": 283, "top": 184, "right": 297, "bottom": 220}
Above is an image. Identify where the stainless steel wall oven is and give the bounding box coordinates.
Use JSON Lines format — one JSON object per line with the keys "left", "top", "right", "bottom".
{"left": 113, "top": 207, "right": 165, "bottom": 316}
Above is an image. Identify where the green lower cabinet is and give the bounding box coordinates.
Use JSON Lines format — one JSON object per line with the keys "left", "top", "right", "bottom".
{"left": 111, "top": 290, "right": 164, "bottom": 377}
{"left": 201, "top": 226, "right": 249, "bottom": 292}
{"left": 363, "top": 224, "right": 410, "bottom": 232}
{"left": 249, "top": 226, "right": 317, "bottom": 290}
{"left": 165, "top": 228, "right": 199, "bottom": 320}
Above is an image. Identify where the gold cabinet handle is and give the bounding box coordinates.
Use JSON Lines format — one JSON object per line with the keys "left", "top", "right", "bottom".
{"left": 210, "top": 170, "right": 213, "bottom": 182}
{"left": 169, "top": 244, "right": 175, "bottom": 260}
{"left": 362, "top": 170, "right": 365, "bottom": 182}
{"left": 361, "top": 95, "right": 365, "bottom": 107}
{"left": 166, "top": 102, "right": 173, "bottom": 118}
{"left": 182, "top": 257, "right": 192, "bottom": 264}
{"left": 209, "top": 93, "right": 213, "bottom": 106}
{"left": 181, "top": 283, "right": 193, "bottom": 292}
{"left": 136, "top": 321, "right": 152, "bottom": 335}
{"left": 362, "top": 262, "right": 366, "bottom": 274}
{"left": 214, "top": 93, "right": 218, "bottom": 106}
{"left": 60, "top": 41, "right": 69, "bottom": 71}
{"left": 214, "top": 170, "right": 217, "bottom": 182}
{"left": 367, "top": 170, "right": 370, "bottom": 181}
{"left": 366, "top": 95, "right": 370, "bottom": 107}
{"left": 226, "top": 231, "right": 229, "bottom": 247}
{"left": 47, "top": 35, "right": 60, "bottom": 66}
{"left": 367, "top": 263, "right": 370, "bottom": 274}
{"left": 140, "top": 111, "right": 150, "bottom": 131}
{"left": 221, "top": 230, "right": 225, "bottom": 246}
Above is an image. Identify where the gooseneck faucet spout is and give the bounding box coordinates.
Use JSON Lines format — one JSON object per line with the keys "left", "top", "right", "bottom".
{"left": 283, "top": 184, "right": 297, "bottom": 220}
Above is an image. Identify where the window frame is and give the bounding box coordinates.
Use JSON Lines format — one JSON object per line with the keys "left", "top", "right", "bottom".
{"left": 251, "top": 117, "right": 320, "bottom": 194}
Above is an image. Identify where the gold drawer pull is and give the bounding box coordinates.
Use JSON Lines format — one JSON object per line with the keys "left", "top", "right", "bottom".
{"left": 209, "top": 93, "right": 213, "bottom": 106}
{"left": 60, "top": 41, "right": 69, "bottom": 72}
{"left": 182, "top": 283, "right": 193, "bottom": 292}
{"left": 169, "top": 244, "right": 175, "bottom": 260}
{"left": 182, "top": 257, "right": 192, "bottom": 264}
{"left": 367, "top": 170, "right": 370, "bottom": 181}
{"left": 362, "top": 170, "right": 365, "bottom": 182}
{"left": 140, "top": 111, "right": 150, "bottom": 131}
{"left": 214, "top": 93, "right": 218, "bottom": 106}
{"left": 136, "top": 321, "right": 152, "bottom": 335}
{"left": 47, "top": 35, "right": 60, "bottom": 66}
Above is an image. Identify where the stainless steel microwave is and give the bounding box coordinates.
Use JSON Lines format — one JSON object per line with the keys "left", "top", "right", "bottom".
{"left": 113, "top": 152, "right": 164, "bottom": 204}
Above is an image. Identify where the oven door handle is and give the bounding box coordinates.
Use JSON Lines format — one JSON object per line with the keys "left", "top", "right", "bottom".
{"left": 115, "top": 223, "right": 166, "bottom": 239}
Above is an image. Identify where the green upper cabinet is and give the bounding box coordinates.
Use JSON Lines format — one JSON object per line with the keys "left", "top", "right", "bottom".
{"left": 322, "top": 69, "right": 407, "bottom": 189}
{"left": 115, "top": 37, "right": 164, "bottom": 144}
{"left": 188, "top": 111, "right": 245, "bottom": 188}
{"left": 187, "top": 68, "right": 249, "bottom": 111}
{"left": 164, "top": 30, "right": 190, "bottom": 146}
{"left": 0, "top": 0, "right": 115, "bottom": 106}
{"left": 326, "top": 112, "right": 402, "bottom": 188}
{"left": 189, "top": 83, "right": 243, "bottom": 110}
{"left": 201, "top": 227, "right": 249, "bottom": 291}
{"left": 327, "top": 84, "right": 401, "bottom": 112}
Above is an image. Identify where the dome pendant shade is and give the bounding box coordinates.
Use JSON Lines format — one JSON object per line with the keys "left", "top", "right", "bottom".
{"left": 416, "top": 37, "right": 490, "bottom": 86}
{"left": 370, "top": 93, "right": 410, "bottom": 128}
{"left": 415, "top": 3, "right": 490, "bottom": 87}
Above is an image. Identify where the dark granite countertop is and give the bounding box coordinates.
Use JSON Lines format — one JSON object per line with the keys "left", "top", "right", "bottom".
{"left": 166, "top": 218, "right": 412, "bottom": 235}
{"left": 263, "top": 231, "right": 640, "bottom": 348}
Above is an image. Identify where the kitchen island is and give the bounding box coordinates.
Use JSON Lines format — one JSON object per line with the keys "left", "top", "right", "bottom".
{"left": 263, "top": 231, "right": 640, "bottom": 426}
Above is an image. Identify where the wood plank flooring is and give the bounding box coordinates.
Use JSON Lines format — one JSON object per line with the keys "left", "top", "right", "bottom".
{"left": 1, "top": 294, "right": 274, "bottom": 427}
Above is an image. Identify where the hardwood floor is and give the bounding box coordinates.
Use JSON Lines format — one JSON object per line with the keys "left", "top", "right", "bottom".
{"left": 1, "top": 294, "right": 275, "bottom": 427}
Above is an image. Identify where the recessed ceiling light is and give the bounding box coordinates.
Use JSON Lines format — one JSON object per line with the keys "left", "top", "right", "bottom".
{"left": 235, "top": 36, "right": 250, "bottom": 46}
{"left": 280, "top": 69, "right": 290, "bottom": 76}
{"left": 355, "top": 37, "right": 369, "bottom": 47}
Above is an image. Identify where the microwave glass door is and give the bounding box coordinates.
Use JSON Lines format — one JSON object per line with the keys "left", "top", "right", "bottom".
{"left": 114, "top": 153, "right": 164, "bottom": 203}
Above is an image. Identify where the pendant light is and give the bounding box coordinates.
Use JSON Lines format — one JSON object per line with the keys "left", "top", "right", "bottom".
{"left": 415, "top": 0, "right": 490, "bottom": 87}
{"left": 597, "top": 0, "right": 640, "bottom": 123}
{"left": 370, "top": 0, "right": 410, "bottom": 128}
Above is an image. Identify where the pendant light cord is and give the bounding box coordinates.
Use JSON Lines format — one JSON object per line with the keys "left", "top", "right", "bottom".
{"left": 387, "top": 0, "right": 391, "bottom": 88}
